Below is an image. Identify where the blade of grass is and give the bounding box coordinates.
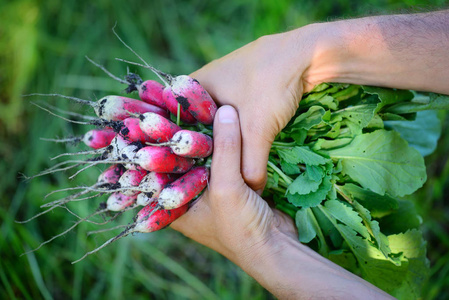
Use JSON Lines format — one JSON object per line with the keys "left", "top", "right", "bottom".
{"left": 135, "top": 236, "right": 220, "bottom": 300}
{"left": 25, "top": 248, "right": 53, "bottom": 300}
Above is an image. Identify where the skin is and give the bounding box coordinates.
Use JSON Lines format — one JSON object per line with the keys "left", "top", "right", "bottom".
{"left": 172, "top": 11, "right": 449, "bottom": 299}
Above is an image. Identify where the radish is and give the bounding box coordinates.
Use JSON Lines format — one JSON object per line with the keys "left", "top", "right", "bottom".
{"left": 82, "top": 129, "right": 116, "bottom": 149}
{"left": 163, "top": 87, "right": 197, "bottom": 124}
{"left": 50, "top": 134, "right": 131, "bottom": 161}
{"left": 125, "top": 73, "right": 167, "bottom": 109}
{"left": 85, "top": 57, "right": 168, "bottom": 111}
{"left": 133, "top": 146, "right": 195, "bottom": 173}
{"left": 41, "top": 128, "right": 116, "bottom": 149}
{"left": 116, "top": 169, "right": 148, "bottom": 196}
{"left": 117, "top": 59, "right": 217, "bottom": 125}
{"left": 27, "top": 93, "right": 169, "bottom": 121}
{"left": 61, "top": 145, "right": 195, "bottom": 174}
{"left": 106, "top": 192, "right": 139, "bottom": 211}
{"left": 72, "top": 201, "right": 188, "bottom": 263}
{"left": 96, "top": 164, "right": 126, "bottom": 185}
{"left": 148, "top": 130, "right": 213, "bottom": 158}
{"left": 119, "top": 117, "right": 156, "bottom": 143}
{"left": 136, "top": 172, "right": 176, "bottom": 206}
{"left": 156, "top": 166, "right": 209, "bottom": 209}
{"left": 138, "top": 112, "right": 181, "bottom": 142}
{"left": 85, "top": 172, "right": 176, "bottom": 204}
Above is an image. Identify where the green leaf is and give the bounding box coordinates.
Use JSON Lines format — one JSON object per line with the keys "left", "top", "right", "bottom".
{"left": 311, "top": 206, "right": 343, "bottom": 249}
{"left": 331, "top": 84, "right": 360, "bottom": 101}
{"left": 378, "top": 200, "right": 421, "bottom": 235}
{"left": 308, "top": 83, "right": 330, "bottom": 93}
{"left": 301, "top": 95, "right": 339, "bottom": 110}
{"left": 288, "top": 172, "right": 322, "bottom": 195}
{"left": 384, "top": 110, "right": 442, "bottom": 157}
{"left": 387, "top": 230, "right": 429, "bottom": 300}
{"left": 295, "top": 208, "right": 318, "bottom": 243}
{"left": 331, "top": 104, "right": 377, "bottom": 130}
{"left": 328, "top": 250, "right": 358, "bottom": 272}
{"left": 280, "top": 161, "right": 301, "bottom": 175}
{"left": 305, "top": 164, "right": 324, "bottom": 182}
{"left": 278, "top": 146, "right": 330, "bottom": 166}
{"left": 335, "top": 224, "right": 409, "bottom": 294}
{"left": 338, "top": 184, "right": 398, "bottom": 218}
{"left": 327, "top": 130, "right": 426, "bottom": 197}
{"left": 351, "top": 200, "right": 392, "bottom": 258}
{"left": 362, "top": 86, "right": 414, "bottom": 112}
{"left": 287, "top": 175, "right": 332, "bottom": 208}
{"left": 290, "top": 106, "right": 326, "bottom": 130}
{"left": 312, "top": 138, "right": 352, "bottom": 151}
{"left": 324, "top": 200, "right": 370, "bottom": 239}
{"left": 385, "top": 92, "right": 449, "bottom": 114}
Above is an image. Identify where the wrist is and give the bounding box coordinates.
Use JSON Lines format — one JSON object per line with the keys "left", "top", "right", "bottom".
{"left": 235, "top": 219, "right": 393, "bottom": 299}
{"left": 288, "top": 21, "right": 355, "bottom": 92}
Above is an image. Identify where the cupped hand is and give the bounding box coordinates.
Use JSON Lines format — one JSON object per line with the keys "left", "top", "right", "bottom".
{"left": 170, "top": 105, "right": 296, "bottom": 266}
{"left": 190, "top": 32, "right": 311, "bottom": 191}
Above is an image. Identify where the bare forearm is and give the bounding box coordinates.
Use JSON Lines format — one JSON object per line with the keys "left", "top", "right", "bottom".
{"left": 300, "top": 10, "right": 449, "bottom": 94}
{"left": 239, "top": 230, "right": 393, "bottom": 300}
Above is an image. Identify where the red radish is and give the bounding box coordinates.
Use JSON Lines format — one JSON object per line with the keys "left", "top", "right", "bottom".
{"left": 106, "top": 192, "right": 138, "bottom": 211}
{"left": 136, "top": 80, "right": 165, "bottom": 108}
{"left": 133, "top": 146, "right": 195, "bottom": 173}
{"left": 87, "top": 172, "right": 176, "bottom": 203}
{"left": 96, "top": 164, "right": 126, "bottom": 185}
{"left": 118, "top": 143, "right": 143, "bottom": 170}
{"left": 41, "top": 128, "right": 116, "bottom": 150}
{"left": 51, "top": 134, "right": 132, "bottom": 161}
{"left": 72, "top": 202, "right": 188, "bottom": 263}
{"left": 83, "top": 128, "right": 116, "bottom": 149}
{"left": 125, "top": 73, "right": 167, "bottom": 109}
{"left": 150, "top": 130, "right": 213, "bottom": 158}
{"left": 139, "top": 112, "right": 181, "bottom": 142}
{"left": 136, "top": 172, "right": 176, "bottom": 206}
{"left": 157, "top": 166, "right": 209, "bottom": 209}
{"left": 27, "top": 94, "right": 169, "bottom": 121}
{"left": 169, "top": 75, "right": 217, "bottom": 125}
{"left": 45, "top": 144, "right": 194, "bottom": 177}
{"left": 85, "top": 57, "right": 168, "bottom": 111}
{"left": 116, "top": 59, "right": 217, "bottom": 125}
{"left": 163, "top": 87, "right": 197, "bottom": 124}
{"left": 133, "top": 202, "right": 188, "bottom": 232}
{"left": 119, "top": 117, "right": 156, "bottom": 143}
{"left": 117, "top": 169, "right": 148, "bottom": 196}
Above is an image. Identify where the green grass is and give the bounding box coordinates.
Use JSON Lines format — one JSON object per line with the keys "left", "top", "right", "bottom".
{"left": 1, "top": 0, "right": 448, "bottom": 299}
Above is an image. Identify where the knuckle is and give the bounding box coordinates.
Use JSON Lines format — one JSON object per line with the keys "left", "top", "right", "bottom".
{"left": 242, "top": 168, "right": 267, "bottom": 191}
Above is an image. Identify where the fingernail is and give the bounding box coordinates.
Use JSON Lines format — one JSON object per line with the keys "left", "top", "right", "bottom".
{"left": 218, "top": 105, "right": 237, "bottom": 123}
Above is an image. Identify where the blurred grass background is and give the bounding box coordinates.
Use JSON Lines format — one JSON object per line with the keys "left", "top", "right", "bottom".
{"left": 1, "top": 0, "right": 448, "bottom": 299}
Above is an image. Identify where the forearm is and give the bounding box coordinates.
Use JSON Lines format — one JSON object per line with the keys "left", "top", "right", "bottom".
{"left": 298, "top": 10, "right": 449, "bottom": 94}
{"left": 240, "top": 229, "right": 393, "bottom": 300}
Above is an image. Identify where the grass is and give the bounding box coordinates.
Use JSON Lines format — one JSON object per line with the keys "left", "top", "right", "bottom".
{"left": 1, "top": 0, "right": 448, "bottom": 299}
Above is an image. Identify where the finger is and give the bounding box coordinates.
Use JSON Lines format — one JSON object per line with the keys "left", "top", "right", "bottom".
{"left": 240, "top": 121, "right": 272, "bottom": 192}
{"left": 210, "top": 105, "right": 243, "bottom": 186}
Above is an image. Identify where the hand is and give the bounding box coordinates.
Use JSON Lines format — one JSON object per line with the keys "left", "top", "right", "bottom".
{"left": 171, "top": 105, "right": 296, "bottom": 264}
{"left": 190, "top": 31, "right": 312, "bottom": 191}
{"left": 171, "top": 105, "right": 393, "bottom": 299}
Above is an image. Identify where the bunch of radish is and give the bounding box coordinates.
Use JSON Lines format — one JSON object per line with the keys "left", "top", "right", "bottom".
{"left": 21, "top": 47, "right": 216, "bottom": 263}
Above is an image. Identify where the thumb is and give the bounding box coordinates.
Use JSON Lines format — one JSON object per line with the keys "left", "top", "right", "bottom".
{"left": 209, "top": 105, "right": 243, "bottom": 188}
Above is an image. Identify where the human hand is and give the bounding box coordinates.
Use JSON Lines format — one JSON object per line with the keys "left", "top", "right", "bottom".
{"left": 171, "top": 105, "right": 393, "bottom": 299}
{"left": 171, "top": 105, "right": 296, "bottom": 265}
{"left": 189, "top": 30, "right": 316, "bottom": 191}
